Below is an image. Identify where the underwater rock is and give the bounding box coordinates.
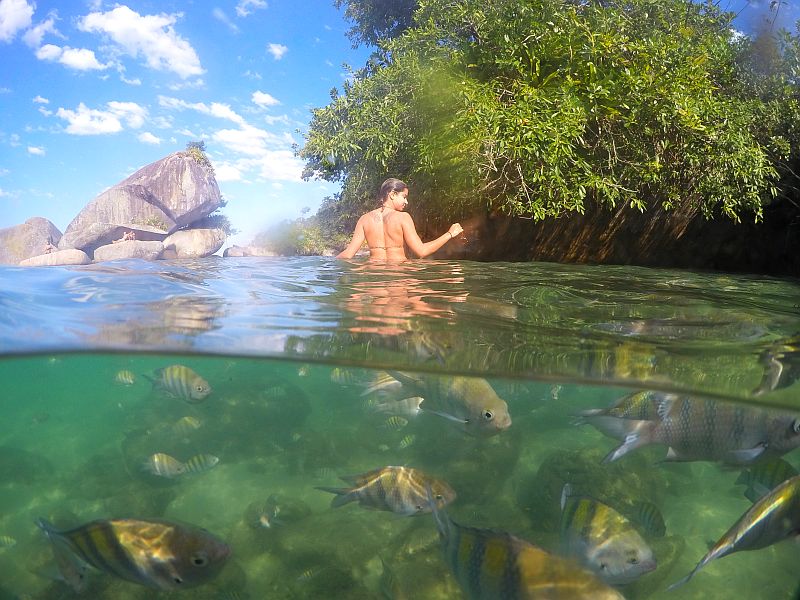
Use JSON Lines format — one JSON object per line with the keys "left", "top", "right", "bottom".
{"left": 0, "top": 445, "right": 55, "bottom": 485}
{"left": 513, "top": 445, "right": 666, "bottom": 533}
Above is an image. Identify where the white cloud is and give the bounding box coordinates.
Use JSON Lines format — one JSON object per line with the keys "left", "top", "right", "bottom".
{"left": 212, "top": 8, "right": 239, "bottom": 33}
{"left": 35, "top": 43, "right": 61, "bottom": 61}
{"left": 38, "top": 107, "right": 52, "bottom": 116}
{"left": 0, "top": 0, "right": 33, "bottom": 43}
{"left": 0, "top": 187, "right": 9, "bottom": 197}
{"left": 212, "top": 124, "right": 278, "bottom": 156}
{"left": 33, "top": 95, "right": 49, "bottom": 104}
{"left": 214, "top": 162, "right": 243, "bottom": 182}
{"left": 267, "top": 43, "right": 287, "bottom": 60}
{"left": 158, "top": 95, "right": 245, "bottom": 125}
{"left": 138, "top": 131, "right": 161, "bottom": 145}
{"left": 252, "top": 90, "right": 280, "bottom": 108}
{"left": 22, "top": 12, "right": 60, "bottom": 48}
{"left": 79, "top": 6, "right": 204, "bottom": 79}
{"left": 27, "top": 145, "right": 45, "bottom": 156}
{"left": 35, "top": 44, "right": 108, "bottom": 70}
{"left": 235, "top": 0, "right": 267, "bottom": 18}
{"left": 56, "top": 101, "right": 148, "bottom": 135}
{"left": 120, "top": 74, "right": 142, "bottom": 86}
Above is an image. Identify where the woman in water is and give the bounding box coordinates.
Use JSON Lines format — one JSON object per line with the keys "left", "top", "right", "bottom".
{"left": 337, "top": 178, "right": 463, "bottom": 261}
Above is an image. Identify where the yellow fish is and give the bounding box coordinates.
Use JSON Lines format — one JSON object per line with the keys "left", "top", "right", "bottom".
{"left": 383, "top": 371, "right": 512, "bottom": 437}
{"left": 560, "top": 484, "right": 656, "bottom": 584}
{"left": 149, "top": 365, "right": 211, "bottom": 403}
{"left": 316, "top": 466, "right": 455, "bottom": 516}
{"left": 183, "top": 454, "right": 219, "bottom": 474}
{"left": 429, "top": 491, "right": 625, "bottom": 599}
{"left": 36, "top": 518, "right": 230, "bottom": 590}
{"left": 114, "top": 369, "right": 136, "bottom": 385}
{"left": 173, "top": 416, "right": 203, "bottom": 437}
{"left": 0, "top": 535, "right": 16, "bottom": 548}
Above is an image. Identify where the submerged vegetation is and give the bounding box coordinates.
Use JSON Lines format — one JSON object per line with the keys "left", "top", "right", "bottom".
{"left": 298, "top": 0, "right": 800, "bottom": 246}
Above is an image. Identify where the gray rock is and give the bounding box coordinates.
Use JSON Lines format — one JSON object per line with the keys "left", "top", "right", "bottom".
{"left": 19, "top": 248, "right": 90, "bottom": 266}
{"left": 223, "top": 244, "right": 277, "bottom": 257}
{"left": 93, "top": 240, "right": 164, "bottom": 262}
{"left": 0, "top": 217, "right": 62, "bottom": 264}
{"left": 161, "top": 228, "right": 226, "bottom": 258}
{"left": 60, "top": 152, "right": 222, "bottom": 254}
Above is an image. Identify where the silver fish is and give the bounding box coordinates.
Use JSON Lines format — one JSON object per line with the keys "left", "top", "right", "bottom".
{"left": 372, "top": 396, "right": 425, "bottom": 418}
{"left": 36, "top": 517, "right": 230, "bottom": 590}
{"left": 38, "top": 527, "right": 89, "bottom": 593}
{"left": 577, "top": 390, "right": 670, "bottom": 440}
{"left": 183, "top": 454, "right": 220, "bottom": 474}
{"left": 150, "top": 365, "right": 211, "bottom": 403}
{"left": 384, "top": 371, "right": 512, "bottom": 437}
{"left": 429, "top": 488, "right": 625, "bottom": 599}
{"left": 603, "top": 395, "right": 800, "bottom": 464}
{"left": 560, "top": 484, "right": 657, "bottom": 584}
{"left": 316, "top": 466, "right": 455, "bottom": 516}
{"left": 670, "top": 474, "right": 800, "bottom": 589}
{"left": 143, "top": 452, "right": 186, "bottom": 478}
{"left": 173, "top": 415, "right": 203, "bottom": 437}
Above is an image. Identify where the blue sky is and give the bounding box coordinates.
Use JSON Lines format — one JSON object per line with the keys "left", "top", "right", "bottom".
{"left": 0, "top": 1, "right": 796, "bottom": 248}
{"left": 0, "top": 0, "right": 371, "bottom": 247}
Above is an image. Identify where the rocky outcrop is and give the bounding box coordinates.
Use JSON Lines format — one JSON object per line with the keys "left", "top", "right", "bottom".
{"left": 19, "top": 248, "right": 90, "bottom": 267}
{"left": 93, "top": 240, "right": 165, "bottom": 262}
{"left": 0, "top": 217, "right": 62, "bottom": 264}
{"left": 59, "top": 152, "right": 223, "bottom": 255}
{"left": 161, "top": 228, "right": 226, "bottom": 259}
{"left": 223, "top": 245, "right": 278, "bottom": 257}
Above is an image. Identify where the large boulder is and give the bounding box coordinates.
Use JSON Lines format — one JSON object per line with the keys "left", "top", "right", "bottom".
{"left": 223, "top": 245, "right": 278, "bottom": 257}
{"left": 59, "top": 151, "right": 223, "bottom": 255}
{"left": 161, "top": 228, "right": 226, "bottom": 259}
{"left": 19, "top": 248, "right": 90, "bottom": 267}
{"left": 93, "top": 240, "right": 164, "bottom": 262}
{"left": 0, "top": 217, "right": 62, "bottom": 264}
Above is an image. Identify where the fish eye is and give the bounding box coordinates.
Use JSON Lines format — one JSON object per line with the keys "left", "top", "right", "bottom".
{"left": 191, "top": 554, "right": 208, "bottom": 567}
{"left": 435, "top": 494, "right": 443, "bottom": 500}
{"left": 483, "top": 410, "right": 494, "bottom": 421}
{"left": 628, "top": 557, "right": 639, "bottom": 564}
{"left": 197, "top": 385, "right": 205, "bottom": 392}
{"left": 174, "top": 576, "right": 183, "bottom": 584}
{"left": 793, "top": 419, "right": 800, "bottom": 433}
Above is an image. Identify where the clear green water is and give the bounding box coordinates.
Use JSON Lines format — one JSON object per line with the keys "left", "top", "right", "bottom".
{"left": 0, "top": 257, "right": 798, "bottom": 599}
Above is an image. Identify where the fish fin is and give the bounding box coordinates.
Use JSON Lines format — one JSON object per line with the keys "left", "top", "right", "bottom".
{"left": 361, "top": 372, "right": 401, "bottom": 396}
{"left": 314, "top": 486, "right": 355, "bottom": 508}
{"left": 580, "top": 414, "right": 642, "bottom": 440}
{"left": 560, "top": 483, "right": 573, "bottom": 512}
{"left": 729, "top": 443, "right": 767, "bottom": 464}
{"left": 421, "top": 408, "right": 468, "bottom": 424}
{"left": 745, "top": 483, "right": 771, "bottom": 503}
{"left": 386, "top": 370, "right": 422, "bottom": 389}
{"left": 734, "top": 470, "right": 748, "bottom": 486}
{"left": 601, "top": 421, "right": 654, "bottom": 463}
{"left": 339, "top": 467, "right": 385, "bottom": 486}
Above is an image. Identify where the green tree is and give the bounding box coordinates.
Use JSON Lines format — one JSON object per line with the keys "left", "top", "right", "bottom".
{"left": 302, "top": 0, "right": 798, "bottom": 243}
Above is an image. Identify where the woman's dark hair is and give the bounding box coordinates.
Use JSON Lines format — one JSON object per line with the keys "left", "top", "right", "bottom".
{"left": 378, "top": 178, "right": 407, "bottom": 203}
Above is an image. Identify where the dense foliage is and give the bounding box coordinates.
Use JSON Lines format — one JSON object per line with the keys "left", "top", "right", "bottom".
{"left": 299, "top": 0, "right": 800, "bottom": 244}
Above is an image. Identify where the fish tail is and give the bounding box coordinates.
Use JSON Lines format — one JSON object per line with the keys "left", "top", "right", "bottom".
{"left": 314, "top": 486, "right": 355, "bottom": 508}
{"left": 667, "top": 561, "right": 705, "bottom": 591}
{"left": 602, "top": 420, "right": 654, "bottom": 463}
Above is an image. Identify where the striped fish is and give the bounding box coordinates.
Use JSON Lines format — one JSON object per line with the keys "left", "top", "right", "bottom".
{"left": 736, "top": 457, "right": 799, "bottom": 502}
{"left": 35, "top": 518, "right": 230, "bottom": 590}
{"left": 429, "top": 490, "right": 625, "bottom": 599}
{"left": 150, "top": 365, "right": 211, "bottom": 403}
{"left": 670, "top": 474, "right": 800, "bottom": 590}
{"left": 560, "top": 484, "right": 656, "bottom": 584}
{"left": 183, "top": 454, "right": 219, "bottom": 474}
{"left": 629, "top": 500, "right": 666, "bottom": 538}
{"left": 372, "top": 396, "right": 424, "bottom": 418}
{"left": 114, "top": 369, "right": 136, "bottom": 386}
{"left": 316, "top": 466, "right": 455, "bottom": 516}
{"left": 173, "top": 415, "right": 203, "bottom": 437}
{"left": 383, "top": 416, "right": 409, "bottom": 430}
{"left": 398, "top": 434, "right": 416, "bottom": 449}
{"left": 576, "top": 390, "right": 669, "bottom": 440}
{"left": 0, "top": 535, "right": 16, "bottom": 548}
{"left": 143, "top": 453, "right": 186, "bottom": 478}
{"left": 603, "top": 395, "right": 800, "bottom": 465}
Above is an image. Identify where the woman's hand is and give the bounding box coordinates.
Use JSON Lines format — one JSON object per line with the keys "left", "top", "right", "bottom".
{"left": 448, "top": 223, "right": 464, "bottom": 239}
